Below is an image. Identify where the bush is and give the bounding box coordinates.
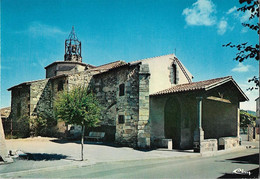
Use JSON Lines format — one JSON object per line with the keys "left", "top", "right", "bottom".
{"left": 30, "top": 111, "right": 57, "bottom": 137}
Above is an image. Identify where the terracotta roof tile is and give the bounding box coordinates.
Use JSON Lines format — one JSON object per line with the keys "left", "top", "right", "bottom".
{"left": 152, "top": 76, "right": 234, "bottom": 95}
{"left": 90, "top": 61, "right": 126, "bottom": 71}
{"left": 89, "top": 61, "right": 129, "bottom": 75}
{"left": 7, "top": 79, "right": 47, "bottom": 91}
{"left": 44, "top": 61, "right": 92, "bottom": 69}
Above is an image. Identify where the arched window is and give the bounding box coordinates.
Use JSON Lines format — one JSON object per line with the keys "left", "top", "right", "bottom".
{"left": 119, "top": 83, "right": 125, "bottom": 96}
{"left": 172, "top": 64, "right": 177, "bottom": 84}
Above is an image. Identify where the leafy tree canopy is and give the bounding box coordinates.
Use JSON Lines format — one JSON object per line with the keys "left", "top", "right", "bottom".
{"left": 223, "top": 0, "right": 259, "bottom": 90}
{"left": 54, "top": 86, "right": 101, "bottom": 161}
{"left": 240, "top": 110, "right": 256, "bottom": 128}
{"left": 54, "top": 86, "right": 101, "bottom": 128}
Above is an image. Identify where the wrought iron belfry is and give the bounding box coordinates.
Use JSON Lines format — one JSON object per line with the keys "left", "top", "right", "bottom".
{"left": 64, "top": 26, "right": 82, "bottom": 62}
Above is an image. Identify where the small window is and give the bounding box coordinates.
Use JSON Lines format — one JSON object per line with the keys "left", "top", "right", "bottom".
{"left": 172, "top": 64, "right": 177, "bottom": 84}
{"left": 58, "top": 80, "right": 64, "bottom": 91}
{"left": 118, "top": 115, "right": 125, "bottom": 124}
{"left": 17, "top": 102, "right": 21, "bottom": 117}
{"left": 119, "top": 84, "right": 125, "bottom": 96}
{"left": 17, "top": 90, "right": 21, "bottom": 96}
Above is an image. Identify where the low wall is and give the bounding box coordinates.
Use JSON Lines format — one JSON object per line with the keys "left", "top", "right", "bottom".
{"left": 152, "top": 138, "right": 172, "bottom": 150}
{"left": 218, "top": 137, "right": 239, "bottom": 150}
{"left": 200, "top": 139, "right": 218, "bottom": 153}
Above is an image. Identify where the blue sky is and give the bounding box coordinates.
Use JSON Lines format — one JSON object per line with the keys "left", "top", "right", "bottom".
{"left": 1, "top": 0, "right": 258, "bottom": 110}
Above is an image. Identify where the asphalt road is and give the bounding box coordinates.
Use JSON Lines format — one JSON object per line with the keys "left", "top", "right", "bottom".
{"left": 8, "top": 148, "right": 259, "bottom": 178}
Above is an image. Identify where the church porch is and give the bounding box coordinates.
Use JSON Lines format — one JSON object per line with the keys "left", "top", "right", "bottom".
{"left": 150, "top": 76, "right": 248, "bottom": 152}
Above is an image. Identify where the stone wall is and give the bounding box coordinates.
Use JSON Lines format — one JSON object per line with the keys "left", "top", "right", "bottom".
{"left": 30, "top": 79, "right": 51, "bottom": 117}
{"left": 46, "top": 65, "right": 57, "bottom": 78}
{"left": 46, "top": 62, "right": 87, "bottom": 78}
{"left": 137, "top": 64, "right": 150, "bottom": 148}
{"left": 10, "top": 86, "right": 30, "bottom": 119}
{"left": 67, "top": 71, "right": 94, "bottom": 91}
{"left": 9, "top": 77, "right": 70, "bottom": 137}
{"left": 9, "top": 85, "right": 31, "bottom": 137}
{"left": 200, "top": 139, "right": 218, "bottom": 153}
{"left": 218, "top": 137, "right": 239, "bottom": 150}
{"left": 8, "top": 63, "right": 151, "bottom": 147}
{"left": 93, "top": 65, "right": 140, "bottom": 147}
{"left": 29, "top": 78, "right": 63, "bottom": 136}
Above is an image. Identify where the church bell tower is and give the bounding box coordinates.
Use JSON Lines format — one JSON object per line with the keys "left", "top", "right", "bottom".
{"left": 64, "top": 26, "right": 82, "bottom": 62}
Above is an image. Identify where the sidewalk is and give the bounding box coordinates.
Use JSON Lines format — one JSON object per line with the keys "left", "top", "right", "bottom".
{"left": 0, "top": 137, "right": 255, "bottom": 177}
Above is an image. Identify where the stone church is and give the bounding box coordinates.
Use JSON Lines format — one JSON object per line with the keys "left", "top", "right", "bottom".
{"left": 8, "top": 28, "right": 248, "bottom": 151}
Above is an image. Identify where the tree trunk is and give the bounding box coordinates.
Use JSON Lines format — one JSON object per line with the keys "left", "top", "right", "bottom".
{"left": 81, "top": 125, "right": 85, "bottom": 161}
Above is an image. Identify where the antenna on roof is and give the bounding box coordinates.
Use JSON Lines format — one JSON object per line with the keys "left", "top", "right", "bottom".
{"left": 174, "top": 48, "right": 176, "bottom": 56}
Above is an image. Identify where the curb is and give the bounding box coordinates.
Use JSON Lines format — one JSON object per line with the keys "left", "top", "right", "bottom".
{"left": 200, "top": 146, "right": 247, "bottom": 158}
{"left": 0, "top": 145, "right": 250, "bottom": 178}
{"left": 0, "top": 153, "right": 202, "bottom": 178}
{"left": 0, "top": 160, "right": 97, "bottom": 178}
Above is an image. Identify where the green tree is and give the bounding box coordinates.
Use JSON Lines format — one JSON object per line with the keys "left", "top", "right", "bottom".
{"left": 223, "top": 0, "right": 259, "bottom": 90}
{"left": 240, "top": 110, "right": 256, "bottom": 133}
{"left": 54, "top": 86, "right": 101, "bottom": 161}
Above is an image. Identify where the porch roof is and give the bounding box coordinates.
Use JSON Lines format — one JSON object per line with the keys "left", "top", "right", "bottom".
{"left": 151, "top": 76, "right": 249, "bottom": 102}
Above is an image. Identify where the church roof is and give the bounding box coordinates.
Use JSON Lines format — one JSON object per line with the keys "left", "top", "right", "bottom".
{"left": 89, "top": 61, "right": 132, "bottom": 75}
{"left": 7, "top": 79, "right": 46, "bottom": 91}
{"left": 7, "top": 74, "right": 68, "bottom": 91}
{"left": 90, "top": 61, "right": 127, "bottom": 71}
{"left": 151, "top": 76, "right": 248, "bottom": 101}
{"left": 44, "top": 61, "right": 94, "bottom": 69}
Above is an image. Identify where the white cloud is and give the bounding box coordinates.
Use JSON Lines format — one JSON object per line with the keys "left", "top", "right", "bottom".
{"left": 226, "top": 6, "right": 251, "bottom": 23}
{"left": 236, "top": 80, "right": 258, "bottom": 111}
{"left": 231, "top": 63, "right": 251, "bottom": 72}
{"left": 226, "top": 6, "right": 237, "bottom": 15}
{"left": 217, "top": 19, "right": 228, "bottom": 35}
{"left": 241, "top": 27, "right": 248, "bottom": 33}
{"left": 28, "top": 22, "right": 66, "bottom": 37}
{"left": 182, "top": 0, "right": 216, "bottom": 26}
{"left": 240, "top": 10, "right": 251, "bottom": 23}
{"left": 241, "top": 88, "right": 258, "bottom": 111}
